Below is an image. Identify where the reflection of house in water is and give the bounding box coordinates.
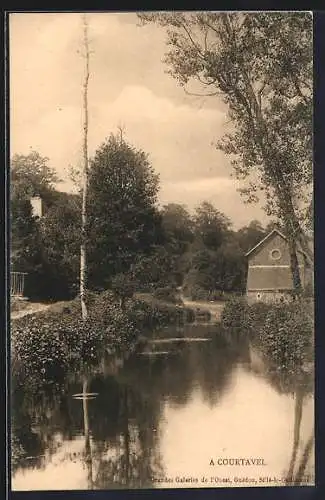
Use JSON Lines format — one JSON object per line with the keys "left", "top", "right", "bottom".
{"left": 245, "top": 229, "right": 313, "bottom": 303}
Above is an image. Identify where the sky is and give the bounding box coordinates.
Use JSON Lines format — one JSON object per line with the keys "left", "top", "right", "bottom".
{"left": 9, "top": 12, "right": 268, "bottom": 229}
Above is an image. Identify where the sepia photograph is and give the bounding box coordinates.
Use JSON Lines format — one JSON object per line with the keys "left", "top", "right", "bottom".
{"left": 9, "top": 11, "right": 314, "bottom": 491}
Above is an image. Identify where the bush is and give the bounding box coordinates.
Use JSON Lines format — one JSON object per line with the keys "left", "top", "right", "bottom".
{"left": 221, "top": 296, "right": 251, "bottom": 340}
{"left": 11, "top": 291, "right": 140, "bottom": 388}
{"left": 126, "top": 298, "right": 194, "bottom": 331}
{"left": 246, "top": 302, "right": 270, "bottom": 338}
{"left": 110, "top": 273, "right": 137, "bottom": 305}
{"left": 255, "top": 301, "right": 314, "bottom": 379}
{"left": 220, "top": 297, "right": 314, "bottom": 386}
{"left": 11, "top": 289, "right": 198, "bottom": 388}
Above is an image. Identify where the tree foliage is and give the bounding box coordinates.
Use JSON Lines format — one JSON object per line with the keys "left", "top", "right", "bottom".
{"left": 86, "top": 133, "right": 161, "bottom": 289}
{"left": 11, "top": 152, "right": 80, "bottom": 300}
{"left": 161, "top": 203, "right": 194, "bottom": 253}
{"left": 193, "top": 201, "right": 231, "bottom": 250}
{"left": 236, "top": 219, "right": 266, "bottom": 253}
{"left": 11, "top": 151, "right": 60, "bottom": 206}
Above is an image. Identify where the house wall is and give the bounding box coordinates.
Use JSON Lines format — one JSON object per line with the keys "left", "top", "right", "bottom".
{"left": 247, "top": 290, "right": 292, "bottom": 304}
{"left": 30, "top": 196, "right": 42, "bottom": 218}
{"left": 246, "top": 266, "right": 299, "bottom": 291}
{"left": 248, "top": 233, "right": 305, "bottom": 266}
{"left": 246, "top": 232, "right": 307, "bottom": 296}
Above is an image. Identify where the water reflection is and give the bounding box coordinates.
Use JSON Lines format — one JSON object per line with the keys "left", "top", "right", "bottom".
{"left": 11, "top": 325, "right": 314, "bottom": 490}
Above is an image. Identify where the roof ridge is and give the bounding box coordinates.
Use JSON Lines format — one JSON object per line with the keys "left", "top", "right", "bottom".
{"left": 245, "top": 228, "right": 285, "bottom": 257}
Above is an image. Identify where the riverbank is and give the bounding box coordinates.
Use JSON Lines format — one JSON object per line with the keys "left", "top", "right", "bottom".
{"left": 11, "top": 290, "right": 207, "bottom": 388}
{"left": 135, "top": 292, "right": 225, "bottom": 323}
{"left": 220, "top": 297, "right": 314, "bottom": 392}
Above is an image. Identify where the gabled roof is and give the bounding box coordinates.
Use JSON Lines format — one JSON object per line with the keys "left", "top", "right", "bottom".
{"left": 245, "top": 228, "right": 308, "bottom": 258}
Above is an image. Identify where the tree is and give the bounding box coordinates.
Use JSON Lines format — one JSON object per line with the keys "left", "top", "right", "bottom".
{"left": 236, "top": 220, "right": 266, "bottom": 253}
{"left": 161, "top": 203, "right": 194, "bottom": 252}
{"left": 214, "top": 241, "right": 246, "bottom": 292}
{"left": 39, "top": 192, "right": 81, "bottom": 299}
{"left": 80, "top": 14, "right": 90, "bottom": 320}
{"left": 138, "top": 12, "right": 313, "bottom": 295}
{"left": 184, "top": 242, "right": 245, "bottom": 297}
{"left": 160, "top": 203, "right": 194, "bottom": 285}
{"left": 11, "top": 151, "right": 60, "bottom": 203}
{"left": 10, "top": 150, "right": 84, "bottom": 300}
{"left": 86, "top": 133, "right": 161, "bottom": 290}
{"left": 10, "top": 152, "right": 63, "bottom": 299}
{"left": 193, "top": 201, "right": 231, "bottom": 250}
{"left": 182, "top": 203, "right": 245, "bottom": 296}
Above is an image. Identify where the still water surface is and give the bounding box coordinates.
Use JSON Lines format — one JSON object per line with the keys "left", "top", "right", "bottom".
{"left": 11, "top": 324, "right": 314, "bottom": 490}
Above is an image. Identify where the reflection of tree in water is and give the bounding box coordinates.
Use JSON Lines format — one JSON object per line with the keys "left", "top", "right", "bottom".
{"left": 249, "top": 353, "right": 314, "bottom": 486}
{"left": 11, "top": 333, "right": 242, "bottom": 489}
{"left": 285, "top": 373, "right": 314, "bottom": 486}
{"left": 124, "top": 336, "right": 239, "bottom": 410}
{"left": 195, "top": 337, "right": 241, "bottom": 406}
{"left": 92, "top": 381, "right": 164, "bottom": 489}
{"left": 11, "top": 382, "right": 67, "bottom": 474}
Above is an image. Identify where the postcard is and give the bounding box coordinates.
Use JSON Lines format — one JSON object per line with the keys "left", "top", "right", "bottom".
{"left": 9, "top": 10, "right": 314, "bottom": 491}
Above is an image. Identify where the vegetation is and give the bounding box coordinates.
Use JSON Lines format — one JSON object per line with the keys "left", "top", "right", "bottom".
{"left": 138, "top": 12, "right": 313, "bottom": 294}
{"left": 220, "top": 297, "right": 314, "bottom": 388}
{"left": 10, "top": 152, "right": 80, "bottom": 300}
{"left": 11, "top": 293, "right": 133, "bottom": 388}
{"left": 86, "top": 134, "right": 161, "bottom": 290}
{"left": 11, "top": 148, "right": 272, "bottom": 302}
{"left": 11, "top": 289, "right": 197, "bottom": 388}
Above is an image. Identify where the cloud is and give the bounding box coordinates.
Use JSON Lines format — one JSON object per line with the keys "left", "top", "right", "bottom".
{"left": 9, "top": 12, "right": 267, "bottom": 227}
{"left": 87, "top": 85, "right": 229, "bottom": 182}
{"left": 159, "top": 177, "right": 267, "bottom": 229}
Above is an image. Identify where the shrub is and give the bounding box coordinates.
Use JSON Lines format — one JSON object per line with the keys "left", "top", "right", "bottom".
{"left": 11, "top": 312, "right": 71, "bottom": 390}
{"left": 246, "top": 302, "right": 270, "bottom": 339}
{"left": 126, "top": 298, "right": 194, "bottom": 331}
{"left": 11, "top": 289, "right": 198, "bottom": 388}
{"left": 11, "top": 291, "right": 140, "bottom": 388}
{"left": 255, "top": 301, "right": 314, "bottom": 379}
{"left": 220, "top": 296, "right": 251, "bottom": 340}
{"left": 220, "top": 297, "right": 314, "bottom": 388}
{"left": 110, "top": 273, "right": 137, "bottom": 305}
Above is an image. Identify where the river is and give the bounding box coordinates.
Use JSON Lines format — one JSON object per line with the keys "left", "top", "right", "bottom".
{"left": 11, "top": 324, "right": 314, "bottom": 490}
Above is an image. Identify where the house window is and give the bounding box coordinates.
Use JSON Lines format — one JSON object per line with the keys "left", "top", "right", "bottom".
{"left": 270, "top": 248, "right": 281, "bottom": 261}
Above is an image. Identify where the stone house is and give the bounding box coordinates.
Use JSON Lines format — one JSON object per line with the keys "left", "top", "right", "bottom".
{"left": 245, "top": 228, "right": 313, "bottom": 303}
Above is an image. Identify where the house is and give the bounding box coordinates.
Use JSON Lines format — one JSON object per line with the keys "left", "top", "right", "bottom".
{"left": 30, "top": 196, "right": 43, "bottom": 218}
{"left": 245, "top": 228, "right": 313, "bottom": 303}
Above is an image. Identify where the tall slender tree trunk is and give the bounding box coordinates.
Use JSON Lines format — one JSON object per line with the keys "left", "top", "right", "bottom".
{"left": 233, "top": 46, "right": 310, "bottom": 296}
{"left": 80, "top": 15, "right": 90, "bottom": 321}
{"left": 286, "top": 226, "right": 302, "bottom": 297}
{"left": 83, "top": 377, "right": 94, "bottom": 489}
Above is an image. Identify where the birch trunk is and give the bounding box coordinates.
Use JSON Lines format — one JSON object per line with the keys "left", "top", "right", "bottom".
{"left": 80, "top": 15, "right": 90, "bottom": 321}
